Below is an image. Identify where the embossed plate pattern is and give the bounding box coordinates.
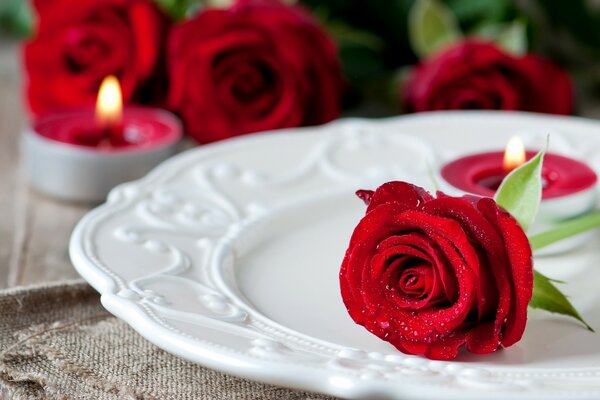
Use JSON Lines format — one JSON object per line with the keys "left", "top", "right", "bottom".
{"left": 71, "top": 111, "right": 600, "bottom": 400}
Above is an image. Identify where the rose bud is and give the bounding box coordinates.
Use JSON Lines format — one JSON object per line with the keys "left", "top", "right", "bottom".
{"left": 24, "top": 0, "right": 170, "bottom": 115}
{"left": 167, "top": 0, "right": 344, "bottom": 144}
{"left": 402, "top": 40, "right": 572, "bottom": 115}
{"left": 340, "top": 181, "right": 534, "bottom": 360}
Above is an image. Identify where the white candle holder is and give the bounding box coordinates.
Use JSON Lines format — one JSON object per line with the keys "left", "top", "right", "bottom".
{"left": 22, "top": 109, "right": 182, "bottom": 203}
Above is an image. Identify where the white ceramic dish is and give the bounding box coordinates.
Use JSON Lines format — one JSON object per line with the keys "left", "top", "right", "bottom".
{"left": 70, "top": 111, "right": 600, "bottom": 400}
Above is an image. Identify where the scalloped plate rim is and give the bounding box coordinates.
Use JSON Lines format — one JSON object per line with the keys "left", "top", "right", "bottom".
{"left": 70, "top": 111, "right": 600, "bottom": 400}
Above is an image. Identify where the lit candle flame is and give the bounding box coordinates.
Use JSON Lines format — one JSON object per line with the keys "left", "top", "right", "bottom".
{"left": 96, "top": 75, "right": 122, "bottom": 126}
{"left": 503, "top": 135, "right": 526, "bottom": 172}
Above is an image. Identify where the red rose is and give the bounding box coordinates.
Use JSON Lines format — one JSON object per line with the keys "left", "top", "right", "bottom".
{"left": 340, "top": 182, "right": 533, "bottom": 360}
{"left": 167, "top": 0, "right": 344, "bottom": 143}
{"left": 402, "top": 40, "right": 572, "bottom": 115}
{"left": 24, "top": 0, "right": 170, "bottom": 114}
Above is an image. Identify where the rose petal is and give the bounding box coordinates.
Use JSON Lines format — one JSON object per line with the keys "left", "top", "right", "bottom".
{"left": 366, "top": 181, "right": 433, "bottom": 213}
{"left": 478, "top": 198, "right": 533, "bottom": 346}
{"left": 341, "top": 205, "right": 478, "bottom": 343}
{"left": 377, "top": 232, "right": 458, "bottom": 303}
{"left": 425, "top": 330, "right": 469, "bottom": 360}
{"left": 356, "top": 189, "right": 374, "bottom": 205}
{"left": 466, "top": 322, "right": 501, "bottom": 354}
{"left": 424, "top": 196, "right": 513, "bottom": 350}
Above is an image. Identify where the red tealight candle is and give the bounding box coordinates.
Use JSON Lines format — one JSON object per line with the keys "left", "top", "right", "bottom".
{"left": 24, "top": 76, "right": 182, "bottom": 202}
{"left": 440, "top": 135, "right": 598, "bottom": 254}
{"left": 441, "top": 136, "right": 597, "bottom": 199}
{"left": 73, "top": 75, "right": 126, "bottom": 147}
{"left": 34, "top": 76, "right": 179, "bottom": 152}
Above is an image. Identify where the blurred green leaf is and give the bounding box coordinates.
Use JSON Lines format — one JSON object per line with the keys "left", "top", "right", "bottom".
{"left": 154, "top": 0, "right": 205, "bottom": 20}
{"left": 0, "top": 0, "right": 33, "bottom": 38}
{"left": 408, "top": 0, "right": 462, "bottom": 58}
{"left": 444, "top": 0, "right": 512, "bottom": 28}
{"left": 326, "top": 20, "right": 385, "bottom": 52}
{"left": 472, "top": 20, "right": 527, "bottom": 54}
{"left": 204, "top": 0, "right": 236, "bottom": 7}
{"left": 495, "top": 20, "right": 527, "bottom": 55}
{"left": 471, "top": 21, "right": 504, "bottom": 38}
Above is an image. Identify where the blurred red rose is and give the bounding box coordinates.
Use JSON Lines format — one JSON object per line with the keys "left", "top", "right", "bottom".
{"left": 168, "top": 0, "right": 344, "bottom": 143}
{"left": 24, "top": 0, "right": 170, "bottom": 115}
{"left": 402, "top": 40, "right": 572, "bottom": 115}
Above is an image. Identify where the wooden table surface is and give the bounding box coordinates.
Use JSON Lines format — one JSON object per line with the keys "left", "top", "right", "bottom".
{"left": 0, "top": 38, "right": 90, "bottom": 289}
{"left": 3, "top": 37, "right": 600, "bottom": 291}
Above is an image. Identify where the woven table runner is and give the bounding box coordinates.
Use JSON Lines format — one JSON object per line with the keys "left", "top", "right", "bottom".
{"left": 0, "top": 280, "right": 337, "bottom": 400}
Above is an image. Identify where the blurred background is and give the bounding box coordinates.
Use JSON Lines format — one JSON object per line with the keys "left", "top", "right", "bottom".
{"left": 5, "top": 0, "right": 600, "bottom": 116}
{"left": 4, "top": 0, "right": 600, "bottom": 121}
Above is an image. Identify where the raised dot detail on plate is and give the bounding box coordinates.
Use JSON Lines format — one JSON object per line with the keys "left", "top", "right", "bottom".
{"left": 151, "top": 296, "right": 168, "bottom": 305}
{"left": 117, "top": 289, "right": 140, "bottom": 300}
{"left": 460, "top": 368, "right": 490, "bottom": 379}
{"left": 427, "top": 361, "right": 446, "bottom": 372}
{"left": 149, "top": 203, "right": 171, "bottom": 214}
{"left": 201, "top": 213, "right": 224, "bottom": 226}
{"left": 144, "top": 240, "right": 168, "bottom": 252}
{"left": 368, "top": 352, "right": 384, "bottom": 361}
{"left": 337, "top": 349, "right": 365, "bottom": 359}
{"left": 246, "top": 203, "right": 267, "bottom": 215}
{"left": 360, "top": 371, "right": 383, "bottom": 380}
{"left": 445, "top": 364, "right": 463, "bottom": 373}
{"left": 113, "top": 228, "right": 142, "bottom": 244}
{"left": 213, "top": 164, "right": 237, "bottom": 179}
{"left": 202, "top": 294, "right": 228, "bottom": 312}
{"left": 182, "top": 203, "right": 197, "bottom": 213}
{"left": 403, "top": 357, "right": 427, "bottom": 367}
{"left": 197, "top": 238, "right": 212, "bottom": 248}
{"left": 241, "top": 171, "right": 266, "bottom": 184}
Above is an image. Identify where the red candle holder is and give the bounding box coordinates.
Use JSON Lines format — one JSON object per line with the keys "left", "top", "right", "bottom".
{"left": 441, "top": 151, "right": 597, "bottom": 199}
{"left": 23, "top": 107, "right": 182, "bottom": 202}
{"left": 440, "top": 150, "right": 598, "bottom": 254}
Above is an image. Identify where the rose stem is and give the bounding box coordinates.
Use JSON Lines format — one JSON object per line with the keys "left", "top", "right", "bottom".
{"left": 529, "top": 209, "right": 600, "bottom": 251}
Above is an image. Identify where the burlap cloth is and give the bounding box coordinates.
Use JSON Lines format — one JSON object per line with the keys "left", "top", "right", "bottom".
{"left": 0, "top": 280, "right": 338, "bottom": 400}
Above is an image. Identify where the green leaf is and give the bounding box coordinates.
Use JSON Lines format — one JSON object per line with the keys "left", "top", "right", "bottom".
{"left": 153, "top": 0, "right": 204, "bottom": 20}
{"left": 325, "top": 19, "right": 385, "bottom": 52}
{"left": 0, "top": 0, "right": 33, "bottom": 37}
{"left": 470, "top": 20, "right": 527, "bottom": 55}
{"left": 408, "top": 0, "right": 462, "bottom": 58}
{"left": 531, "top": 270, "right": 593, "bottom": 332}
{"left": 445, "top": 0, "right": 512, "bottom": 27}
{"left": 471, "top": 22, "right": 504, "bottom": 38}
{"left": 529, "top": 209, "right": 600, "bottom": 251}
{"left": 494, "top": 147, "right": 544, "bottom": 232}
{"left": 495, "top": 20, "right": 527, "bottom": 55}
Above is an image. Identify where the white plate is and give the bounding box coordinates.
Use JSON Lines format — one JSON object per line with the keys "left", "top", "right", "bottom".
{"left": 70, "top": 111, "right": 600, "bottom": 400}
